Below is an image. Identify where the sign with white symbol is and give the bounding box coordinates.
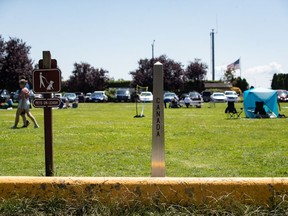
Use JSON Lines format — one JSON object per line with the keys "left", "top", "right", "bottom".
{"left": 33, "top": 69, "right": 61, "bottom": 93}
{"left": 32, "top": 98, "right": 61, "bottom": 108}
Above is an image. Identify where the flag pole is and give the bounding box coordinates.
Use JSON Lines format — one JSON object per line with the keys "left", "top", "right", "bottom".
{"left": 239, "top": 57, "right": 241, "bottom": 78}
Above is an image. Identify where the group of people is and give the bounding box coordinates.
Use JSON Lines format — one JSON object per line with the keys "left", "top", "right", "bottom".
{"left": 0, "top": 97, "right": 13, "bottom": 109}
{"left": 164, "top": 95, "right": 193, "bottom": 109}
{"left": 57, "top": 98, "right": 78, "bottom": 109}
{"left": 11, "top": 78, "right": 39, "bottom": 129}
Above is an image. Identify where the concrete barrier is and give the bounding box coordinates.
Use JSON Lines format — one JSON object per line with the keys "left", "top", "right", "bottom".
{"left": 1, "top": 177, "right": 288, "bottom": 206}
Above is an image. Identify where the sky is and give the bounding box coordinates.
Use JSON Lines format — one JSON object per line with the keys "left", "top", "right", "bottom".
{"left": 1, "top": 0, "right": 287, "bottom": 88}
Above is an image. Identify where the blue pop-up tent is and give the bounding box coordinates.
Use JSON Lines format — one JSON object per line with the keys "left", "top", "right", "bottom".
{"left": 243, "top": 88, "right": 279, "bottom": 118}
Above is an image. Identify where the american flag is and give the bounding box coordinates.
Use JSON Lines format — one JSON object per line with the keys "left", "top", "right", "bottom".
{"left": 227, "top": 58, "right": 240, "bottom": 70}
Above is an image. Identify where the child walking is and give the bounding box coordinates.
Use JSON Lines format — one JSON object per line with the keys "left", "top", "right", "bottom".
{"left": 12, "top": 79, "right": 39, "bottom": 129}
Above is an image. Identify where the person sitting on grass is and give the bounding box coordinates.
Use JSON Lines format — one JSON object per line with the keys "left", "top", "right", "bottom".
{"left": 184, "top": 95, "right": 192, "bottom": 108}
{"left": 72, "top": 99, "right": 78, "bottom": 108}
{"left": 0, "top": 98, "right": 13, "bottom": 109}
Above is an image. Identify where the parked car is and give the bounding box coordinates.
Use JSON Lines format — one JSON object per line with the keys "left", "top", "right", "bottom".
{"left": 179, "top": 92, "right": 202, "bottom": 108}
{"left": 202, "top": 90, "right": 213, "bottom": 102}
{"left": 224, "top": 90, "right": 238, "bottom": 102}
{"left": 277, "top": 90, "right": 288, "bottom": 102}
{"left": 53, "top": 93, "right": 62, "bottom": 98}
{"left": 0, "top": 89, "right": 10, "bottom": 102}
{"left": 211, "top": 92, "right": 227, "bottom": 103}
{"left": 139, "top": 91, "right": 153, "bottom": 102}
{"left": 163, "top": 92, "right": 179, "bottom": 102}
{"left": 62, "top": 93, "right": 77, "bottom": 102}
{"left": 31, "top": 92, "right": 43, "bottom": 100}
{"left": 85, "top": 93, "right": 91, "bottom": 102}
{"left": 188, "top": 91, "right": 203, "bottom": 102}
{"left": 90, "top": 91, "right": 108, "bottom": 102}
{"left": 115, "top": 89, "right": 131, "bottom": 102}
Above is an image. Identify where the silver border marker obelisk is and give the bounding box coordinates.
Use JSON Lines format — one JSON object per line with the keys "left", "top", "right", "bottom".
{"left": 151, "top": 61, "right": 165, "bottom": 177}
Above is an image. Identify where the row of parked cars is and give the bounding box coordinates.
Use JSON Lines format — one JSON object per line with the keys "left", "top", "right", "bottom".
{"left": 60, "top": 89, "right": 288, "bottom": 104}
{"left": 0, "top": 88, "right": 238, "bottom": 104}
{"left": 87, "top": 89, "right": 154, "bottom": 103}
{"left": 2, "top": 88, "right": 288, "bottom": 105}
{"left": 164, "top": 90, "right": 239, "bottom": 104}
{"left": 54, "top": 90, "right": 154, "bottom": 103}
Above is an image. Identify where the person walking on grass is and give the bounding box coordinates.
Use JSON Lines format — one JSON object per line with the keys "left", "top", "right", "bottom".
{"left": 11, "top": 79, "right": 39, "bottom": 129}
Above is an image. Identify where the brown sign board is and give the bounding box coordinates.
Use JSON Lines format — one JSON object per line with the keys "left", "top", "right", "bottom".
{"left": 32, "top": 98, "right": 61, "bottom": 108}
{"left": 33, "top": 69, "right": 61, "bottom": 93}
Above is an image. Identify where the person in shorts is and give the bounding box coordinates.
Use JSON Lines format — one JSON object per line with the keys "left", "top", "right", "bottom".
{"left": 11, "top": 79, "right": 39, "bottom": 129}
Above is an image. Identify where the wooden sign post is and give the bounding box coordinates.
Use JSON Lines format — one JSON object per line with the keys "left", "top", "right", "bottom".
{"left": 151, "top": 62, "right": 165, "bottom": 177}
{"left": 33, "top": 51, "right": 61, "bottom": 176}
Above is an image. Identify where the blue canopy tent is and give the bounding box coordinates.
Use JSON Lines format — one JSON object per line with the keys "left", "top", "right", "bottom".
{"left": 243, "top": 88, "right": 279, "bottom": 118}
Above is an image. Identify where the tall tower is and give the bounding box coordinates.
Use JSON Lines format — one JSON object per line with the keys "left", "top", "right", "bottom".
{"left": 210, "top": 29, "right": 215, "bottom": 81}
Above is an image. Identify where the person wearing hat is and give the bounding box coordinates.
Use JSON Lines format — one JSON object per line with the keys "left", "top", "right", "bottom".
{"left": 11, "top": 79, "right": 39, "bottom": 129}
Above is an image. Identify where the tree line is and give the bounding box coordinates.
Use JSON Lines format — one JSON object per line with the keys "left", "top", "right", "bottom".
{"left": 271, "top": 74, "right": 288, "bottom": 90}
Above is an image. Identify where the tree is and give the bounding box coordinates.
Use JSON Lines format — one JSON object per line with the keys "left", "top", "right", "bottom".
{"left": 66, "top": 62, "right": 109, "bottom": 93}
{"left": 185, "top": 59, "right": 208, "bottom": 92}
{"left": 0, "top": 37, "right": 33, "bottom": 91}
{"left": 222, "top": 67, "right": 249, "bottom": 93}
{"left": 271, "top": 73, "right": 288, "bottom": 89}
{"left": 0, "top": 36, "right": 4, "bottom": 66}
{"left": 223, "top": 68, "right": 236, "bottom": 84}
{"left": 232, "top": 77, "right": 249, "bottom": 93}
{"left": 130, "top": 55, "right": 185, "bottom": 92}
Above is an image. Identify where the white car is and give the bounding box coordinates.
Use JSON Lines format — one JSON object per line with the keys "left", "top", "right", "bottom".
{"left": 210, "top": 92, "right": 227, "bottom": 103}
{"left": 139, "top": 91, "right": 153, "bottom": 102}
{"left": 224, "top": 91, "right": 238, "bottom": 102}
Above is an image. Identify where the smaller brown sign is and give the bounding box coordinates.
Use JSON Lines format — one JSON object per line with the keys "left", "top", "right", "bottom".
{"left": 32, "top": 98, "right": 61, "bottom": 108}
{"left": 33, "top": 69, "right": 61, "bottom": 93}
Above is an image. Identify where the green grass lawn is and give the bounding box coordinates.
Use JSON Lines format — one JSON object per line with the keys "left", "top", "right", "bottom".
{"left": 1, "top": 102, "right": 288, "bottom": 177}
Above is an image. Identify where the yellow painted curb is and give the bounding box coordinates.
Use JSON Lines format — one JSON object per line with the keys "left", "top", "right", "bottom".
{"left": 1, "top": 177, "right": 288, "bottom": 206}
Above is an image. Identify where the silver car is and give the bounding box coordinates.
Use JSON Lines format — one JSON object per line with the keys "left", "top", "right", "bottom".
{"left": 90, "top": 91, "right": 108, "bottom": 102}
{"left": 224, "top": 91, "right": 238, "bottom": 102}
{"left": 211, "top": 92, "right": 227, "bottom": 103}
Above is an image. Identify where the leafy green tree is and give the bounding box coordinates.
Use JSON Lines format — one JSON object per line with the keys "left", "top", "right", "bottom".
{"left": 232, "top": 77, "right": 249, "bottom": 92}
{"left": 185, "top": 59, "right": 208, "bottom": 92}
{"left": 66, "top": 62, "right": 109, "bottom": 93}
{"left": 185, "top": 59, "right": 207, "bottom": 81}
{"left": 223, "top": 68, "right": 236, "bottom": 84}
{"left": 130, "top": 55, "right": 185, "bottom": 92}
{"left": 0, "top": 36, "right": 4, "bottom": 65}
{"left": 0, "top": 36, "right": 33, "bottom": 91}
{"left": 271, "top": 73, "right": 288, "bottom": 89}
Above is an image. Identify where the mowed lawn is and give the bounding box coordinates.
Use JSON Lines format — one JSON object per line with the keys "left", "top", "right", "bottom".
{"left": 1, "top": 102, "right": 288, "bottom": 177}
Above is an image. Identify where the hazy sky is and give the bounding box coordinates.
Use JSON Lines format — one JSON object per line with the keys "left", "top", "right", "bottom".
{"left": 1, "top": 0, "right": 287, "bottom": 88}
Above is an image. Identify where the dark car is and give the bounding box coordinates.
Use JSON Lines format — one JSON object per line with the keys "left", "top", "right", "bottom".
{"left": 202, "top": 90, "right": 213, "bottom": 102}
{"left": 0, "top": 89, "right": 11, "bottom": 102}
{"left": 115, "top": 89, "right": 131, "bottom": 102}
